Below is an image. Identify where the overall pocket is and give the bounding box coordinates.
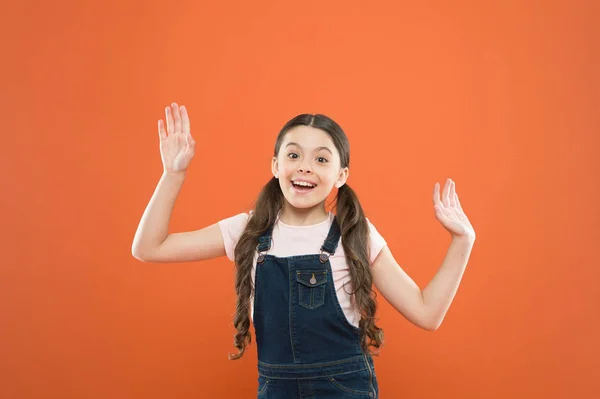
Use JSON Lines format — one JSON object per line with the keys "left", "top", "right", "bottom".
{"left": 328, "top": 370, "right": 375, "bottom": 398}
{"left": 296, "top": 270, "right": 327, "bottom": 309}
{"left": 257, "top": 375, "right": 269, "bottom": 397}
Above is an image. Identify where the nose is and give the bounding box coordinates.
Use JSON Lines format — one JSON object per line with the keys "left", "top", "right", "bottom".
{"left": 298, "top": 163, "right": 312, "bottom": 174}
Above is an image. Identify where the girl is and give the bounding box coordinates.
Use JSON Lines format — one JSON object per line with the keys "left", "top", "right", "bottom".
{"left": 132, "top": 102, "right": 476, "bottom": 398}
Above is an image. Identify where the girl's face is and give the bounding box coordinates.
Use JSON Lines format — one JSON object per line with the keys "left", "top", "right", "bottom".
{"left": 272, "top": 126, "right": 349, "bottom": 210}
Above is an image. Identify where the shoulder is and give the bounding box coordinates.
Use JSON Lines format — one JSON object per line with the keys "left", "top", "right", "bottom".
{"left": 365, "top": 217, "right": 387, "bottom": 265}
{"left": 217, "top": 211, "right": 252, "bottom": 261}
{"left": 218, "top": 212, "right": 250, "bottom": 231}
{"left": 365, "top": 217, "right": 385, "bottom": 241}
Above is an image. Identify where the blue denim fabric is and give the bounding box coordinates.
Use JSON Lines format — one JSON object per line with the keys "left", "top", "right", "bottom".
{"left": 253, "top": 216, "right": 379, "bottom": 398}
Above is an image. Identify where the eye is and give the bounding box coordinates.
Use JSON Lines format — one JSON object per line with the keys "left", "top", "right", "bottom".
{"left": 317, "top": 157, "right": 328, "bottom": 163}
{"left": 287, "top": 153, "right": 298, "bottom": 159}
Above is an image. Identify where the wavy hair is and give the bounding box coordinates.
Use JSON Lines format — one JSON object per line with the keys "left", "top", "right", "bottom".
{"left": 228, "top": 114, "right": 384, "bottom": 360}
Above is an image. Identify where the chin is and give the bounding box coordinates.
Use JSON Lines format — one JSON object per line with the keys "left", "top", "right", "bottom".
{"left": 282, "top": 193, "right": 322, "bottom": 208}
{"left": 285, "top": 198, "right": 319, "bottom": 209}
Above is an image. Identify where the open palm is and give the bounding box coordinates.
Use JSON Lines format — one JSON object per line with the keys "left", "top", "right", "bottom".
{"left": 158, "top": 102, "right": 196, "bottom": 174}
{"left": 433, "top": 179, "right": 475, "bottom": 240}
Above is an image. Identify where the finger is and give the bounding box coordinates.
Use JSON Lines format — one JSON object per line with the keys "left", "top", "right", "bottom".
{"left": 449, "top": 181, "right": 457, "bottom": 207}
{"left": 184, "top": 127, "right": 193, "bottom": 148}
{"left": 165, "top": 106, "right": 174, "bottom": 136}
{"left": 181, "top": 105, "right": 191, "bottom": 135}
{"left": 442, "top": 179, "right": 451, "bottom": 207}
{"left": 433, "top": 183, "right": 442, "bottom": 206}
{"left": 455, "top": 194, "right": 467, "bottom": 221}
{"left": 158, "top": 119, "right": 167, "bottom": 141}
{"left": 172, "top": 102, "right": 182, "bottom": 134}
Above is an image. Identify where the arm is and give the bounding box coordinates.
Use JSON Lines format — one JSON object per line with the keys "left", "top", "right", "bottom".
{"left": 131, "top": 170, "right": 227, "bottom": 263}
{"left": 371, "top": 178, "right": 476, "bottom": 331}
{"left": 371, "top": 237, "right": 474, "bottom": 331}
{"left": 131, "top": 102, "right": 227, "bottom": 263}
{"left": 131, "top": 171, "right": 187, "bottom": 258}
{"left": 421, "top": 236, "right": 474, "bottom": 330}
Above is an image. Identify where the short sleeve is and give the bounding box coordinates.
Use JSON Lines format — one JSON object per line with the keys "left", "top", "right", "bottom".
{"left": 366, "top": 218, "right": 387, "bottom": 265}
{"left": 217, "top": 212, "right": 250, "bottom": 261}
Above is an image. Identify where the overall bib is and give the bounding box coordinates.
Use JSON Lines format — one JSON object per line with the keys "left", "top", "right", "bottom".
{"left": 253, "top": 216, "right": 379, "bottom": 398}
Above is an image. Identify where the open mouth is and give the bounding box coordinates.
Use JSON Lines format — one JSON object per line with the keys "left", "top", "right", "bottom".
{"left": 291, "top": 181, "right": 317, "bottom": 193}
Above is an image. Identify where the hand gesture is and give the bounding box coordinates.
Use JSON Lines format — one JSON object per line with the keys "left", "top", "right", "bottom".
{"left": 158, "top": 102, "right": 195, "bottom": 174}
{"left": 433, "top": 178, "right": 476, "bottom": 240}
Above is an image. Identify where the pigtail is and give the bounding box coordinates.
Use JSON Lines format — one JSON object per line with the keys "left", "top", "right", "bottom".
{"left": 228, "top": 177, "right": 283, "bottom": 360}
{"left": 337, "top": 183, "right": 385, "bottom": 356}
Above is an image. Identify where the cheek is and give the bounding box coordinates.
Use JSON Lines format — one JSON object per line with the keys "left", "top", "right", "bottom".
{"left": 280, "top": 165, "right": 296, "bottom": 178}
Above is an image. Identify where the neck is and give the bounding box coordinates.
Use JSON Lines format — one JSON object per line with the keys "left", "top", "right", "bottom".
{"left": 278, "top": 202, "right": 329, "bottom": 226}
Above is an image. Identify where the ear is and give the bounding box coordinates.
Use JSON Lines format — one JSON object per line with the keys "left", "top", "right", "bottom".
{"left": 335, "top": 167, "right": 349, "bottom": 188}
{"left": 271, "top": 156, "right": 279, "bottom": 179}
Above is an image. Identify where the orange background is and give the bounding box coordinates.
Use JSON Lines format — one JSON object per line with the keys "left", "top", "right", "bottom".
{"left": 1, "top": 0, "right": 598, "bottom": 398}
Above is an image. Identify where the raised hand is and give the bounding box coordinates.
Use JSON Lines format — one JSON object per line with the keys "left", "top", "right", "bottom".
{"left": 158, "top": 102, "right": 196, "bottom": 174}
{"left": 433, "top": 179, "right": 476, "bottom": 240}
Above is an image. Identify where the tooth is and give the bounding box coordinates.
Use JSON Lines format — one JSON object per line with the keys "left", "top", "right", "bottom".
{"left": 293, "top": 181, "right": 315, "bottom": 187}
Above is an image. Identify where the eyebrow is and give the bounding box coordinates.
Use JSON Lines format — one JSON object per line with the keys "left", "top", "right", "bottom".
{"left": 285, "top": 142, "right": 333, "bottom": 155}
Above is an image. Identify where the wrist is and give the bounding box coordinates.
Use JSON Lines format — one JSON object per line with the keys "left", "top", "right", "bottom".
{"left": 163, "top": 170, "right": 187, "bottom": 179}
{"left": 452, "top": 234, "right": 476, "bottom": 245}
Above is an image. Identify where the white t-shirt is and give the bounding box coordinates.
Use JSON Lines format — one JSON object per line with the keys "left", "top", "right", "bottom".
{"left": 218, "top": 211, "right": 387, "bottom": 328}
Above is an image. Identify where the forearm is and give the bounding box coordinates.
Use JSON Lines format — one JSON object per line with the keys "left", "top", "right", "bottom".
{"left": 421, "top": 236, "right": 475, "bottom": 330}
{"left": 131, "top": 171, "right": 187, "bottom": 257}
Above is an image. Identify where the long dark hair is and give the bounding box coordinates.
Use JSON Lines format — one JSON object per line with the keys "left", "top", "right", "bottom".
{"left": 228, "top": 114, "right": 384, "bottom": 360}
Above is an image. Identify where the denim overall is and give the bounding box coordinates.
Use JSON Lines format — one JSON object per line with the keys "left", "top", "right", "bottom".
{"left": 253, "top": 216, "right": 379, "bottom": 398}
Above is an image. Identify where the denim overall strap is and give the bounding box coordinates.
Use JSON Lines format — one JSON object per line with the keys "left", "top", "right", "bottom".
{"left": 319, "top": 216, "right": 340, "bottom": 262}
{"left": 256, "top": 223, "right": 275, "bottom": 264}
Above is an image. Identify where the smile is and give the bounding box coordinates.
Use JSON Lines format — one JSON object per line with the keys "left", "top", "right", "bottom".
{"left": 291, "top": 181, "right": 316, "bottom": 193}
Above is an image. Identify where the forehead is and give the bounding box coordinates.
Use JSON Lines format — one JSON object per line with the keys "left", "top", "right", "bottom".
{"left": 282, "top": 125, "right": 336, "bottom": 149}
